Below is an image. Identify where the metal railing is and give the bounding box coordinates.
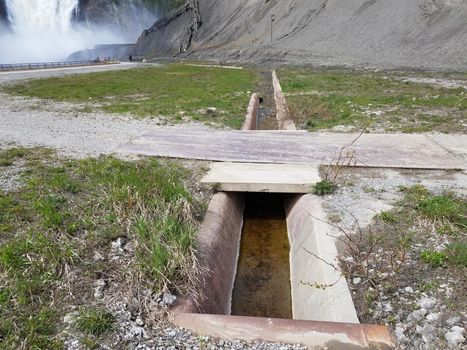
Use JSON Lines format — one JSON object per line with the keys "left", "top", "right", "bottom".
{"left": 0, "top": 60, "right": 119, "bottom": 72}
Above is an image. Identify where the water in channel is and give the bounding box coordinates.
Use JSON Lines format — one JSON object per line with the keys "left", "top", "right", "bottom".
{"left": 231, "top": 193, "right": 292, "bottom": 319}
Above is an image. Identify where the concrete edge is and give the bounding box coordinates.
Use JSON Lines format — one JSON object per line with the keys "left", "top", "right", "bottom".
{"left": 242, "top": 93, "right": 260, "bottom": 130}
{"left": 172, "top": 313, "right": 395, "bottom": 350}
{"left": 285, "top": 194, "right": 360, "bottom": 324}
{"left": 272, "top": 70, "right": 297, "bottom": 131}
{"left": 171, "top": 192, "right": 245, "bottom": 314}
{"left": 210, "top": 182, "right": 313, "bottom": 193}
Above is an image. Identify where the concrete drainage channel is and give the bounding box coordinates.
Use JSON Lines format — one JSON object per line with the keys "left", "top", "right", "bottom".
{"left": 171, "top": 71, "right": 395, "bottom": 349}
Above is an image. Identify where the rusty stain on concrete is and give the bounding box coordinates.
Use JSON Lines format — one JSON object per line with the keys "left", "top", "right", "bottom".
{"left": 172, "top": 313, "right": 395, "bottom": 349}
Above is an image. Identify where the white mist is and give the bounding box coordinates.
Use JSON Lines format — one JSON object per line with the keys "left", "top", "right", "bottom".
{"left": 0, "top": 0, "right": 147, "bottom": 64}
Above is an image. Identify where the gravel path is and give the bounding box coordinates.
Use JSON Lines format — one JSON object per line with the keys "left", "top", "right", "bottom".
{"left": 0, "top": 94, "right": 210, "bottom": 159}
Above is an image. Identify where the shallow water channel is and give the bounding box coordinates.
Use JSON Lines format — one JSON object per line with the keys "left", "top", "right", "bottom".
{"left": 231, "top": 193, "right": 292, "bottom": 318}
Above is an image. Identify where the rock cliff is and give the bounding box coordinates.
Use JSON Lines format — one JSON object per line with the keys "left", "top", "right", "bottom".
{"left": 133, "top": 0, "right": 467, "bottom": 70}
{"left": 132, "top": 0, "right": 200, "bottom": 57}
{"left": 74, "top": 0, "right": 159, "bottom": 41}
{"left": 0, "top": 0, "right": 9, "bottom": 27}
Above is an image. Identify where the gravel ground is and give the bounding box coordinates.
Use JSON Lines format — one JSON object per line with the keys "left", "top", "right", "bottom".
{"left": 60, "top": 238, "right": 308, "bottom": 350}
{"left": 399, "top": 77, "right": 467, "bottom": 90}
{"left": 322, "top": 168, "right": 467, "bottom": 350}
{"left": 0, "top": 91, "right": 212, "bottom": 159}
{"left": 0, "top": 158, "right": 26, "bottom": 192}
{"left": 323, "top": 168, "right": 467, "bottom": 229}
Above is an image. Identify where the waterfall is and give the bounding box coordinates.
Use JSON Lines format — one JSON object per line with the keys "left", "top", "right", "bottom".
{"left": 5, "top": 0, "right": 79, "bottom": 33}
{"left": 0, "top": 0, "right": 157, "bottom": 63}
{"left": 0, "top": 0, "right": 120, "bottom": 63}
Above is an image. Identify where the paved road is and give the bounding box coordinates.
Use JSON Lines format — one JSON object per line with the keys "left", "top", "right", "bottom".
{"left": 119, "top": 130, "right": 467, "bottom": 170}
{"left": 0, "top": 62, "right": 139, "bottom": 84}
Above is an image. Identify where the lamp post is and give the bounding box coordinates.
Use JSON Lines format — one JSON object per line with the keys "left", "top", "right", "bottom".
{"left": 271, "top": 14, "right": 275, "bottom": 42}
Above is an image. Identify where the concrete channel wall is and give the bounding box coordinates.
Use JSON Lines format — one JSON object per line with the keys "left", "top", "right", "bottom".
{"left": 242, "top": 93, "right": 259, "bottom": 130}
{"left": 173, "top": 192, "right": 245, "bottom": 314}
{"left": 174, "top": 314, "right": 395, "bottom": 350}
{"left": 284, "top": 194, "right": 359, "bottom": 323}
{"left": 272, "top": 70, "right": 297, "bottom": 131}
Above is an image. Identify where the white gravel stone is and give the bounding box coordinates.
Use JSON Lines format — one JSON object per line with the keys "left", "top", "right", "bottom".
{"left": 446, "top": 317, "right": 462, "bottom": 326}
{"left": 126, "top": 325, "right": 145, "bottom": 339}
{"left": 162, "top": 292, "right": 177, "bottom": 306}
{"left": 395, "top": 324, "right": 406, "bottom": 342}
{"left": 93, "top": 251, "right": 105, "bottom": 261}
{"left": 352, "top": 277, "right": 362, "bottom": 285}
{"left": 426, "top": 312, "right": 441, "bottom": 323}
{"left": 418, "top": 297, "right": 436, "bottom": 310}
{"left": 408, "top": 308, "right": 428, "bottom": 322}
{"left": 416, "top": 324, "right": 436, "bottom": 343}
{"left": 445, "top": 326, "right": 466, "bottom": 348}
{"left": 63, "top": 311, "right": 79, "bottom": 324}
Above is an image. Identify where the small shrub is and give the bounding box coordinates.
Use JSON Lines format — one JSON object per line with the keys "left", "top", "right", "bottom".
{"left": 312, "top": 180, "right": 337, "bottom": 196}
{"left": 75, "top": 308, "right": 114, "bottom": 336}
{"left": 403, "top": 184, "right": 429, "bottom": 203}
{"left": 420, "top": 250, "right": 447, "bottom": 267}
{"left": 377, "top": 211, "right": 398, "bottom": 224}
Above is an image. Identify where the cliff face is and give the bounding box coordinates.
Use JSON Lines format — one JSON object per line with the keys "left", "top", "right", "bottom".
{"left": 73, "top": 0, "right": 160, "bottom": 41}
{"left": 132, "top": 0, "right": 200, "bottom": 56}
{"left": 0, "top": 0, "right": 9, "bottom": 27}
{"left": 133, "top": 0, "right": 467, "bottom": 70}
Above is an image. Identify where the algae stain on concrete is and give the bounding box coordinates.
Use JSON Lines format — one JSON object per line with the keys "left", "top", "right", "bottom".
{"left": 231, "top": 193, "right": 292, "bottom": 319}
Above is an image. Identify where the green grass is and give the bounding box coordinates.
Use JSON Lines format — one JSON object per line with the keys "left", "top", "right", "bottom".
{"left": 278, "top": 68, "right": 466, "bottom": 133}
{"left": 446, "top": 242, "right": 467, "bottom": 267}
{"left": 4, "top": 64, "right": 258, "bottom": 129}
{"left": 312, "top": 180, "right": 337, "bottom": 196}
{"left": 420, "top": 250, "right": 448, "bottom": 267}
{"left": 403, "top": 186, "right": 466, "bottom": 227}
{"left": 75, "top": 308, "right": 115, "bottom": 336}
{"left": 417, "top": 195, "right": 464, "bottom": 224}
{"left": 0, "top": 147, "right": 27, "bottom": 166}
{"left": 376, "top": 211, "right": 398, "bottom": 224}
{"left": 397, "top": 186, "right": 466, "bottom": 269}
{"left": 0, "top": 148, "right": 205, "bottom": 349}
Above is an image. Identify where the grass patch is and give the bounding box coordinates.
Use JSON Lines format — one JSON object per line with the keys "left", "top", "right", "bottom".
{"left": 376, "top": 211, "right": 398, "bottom": 224}
{"left": 4, "top": 64, "right": 258, "bottom": 129}
{"left": 417, "top": 195, "right": 463, "bottom": 223}
{"left": 0, "top": 148, "right": 205, "bottom": 348}
{"left": 278, "top": 68, "right": 466, "bottom": 133}
{"left": 0, "top": 147, "right": 27, "bottom": 166}
{"left": 401, "top": 185, "right": 466, "bottom": 229}
{"left": 339, "top": 183, "right": 466, "bottom": 325}
{"left": 446, "top": 242, "right": 467, "bottom": 267}
{"left": 312, "top": 180, "right": 337, "bottom": 196}
{"left": 75, "top": 308, "right": 115, "bottom": 337}
{"left": 420, "top": 250, "right": 448, "bottom": 267}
